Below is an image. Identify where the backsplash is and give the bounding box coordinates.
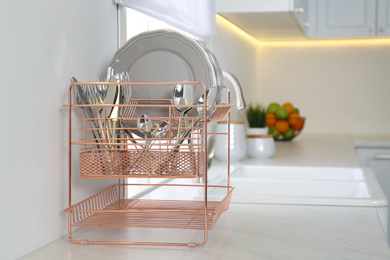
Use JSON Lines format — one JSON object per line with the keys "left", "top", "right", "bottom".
{"left": 213, "top": 18, "right": 390, "bottom": 135}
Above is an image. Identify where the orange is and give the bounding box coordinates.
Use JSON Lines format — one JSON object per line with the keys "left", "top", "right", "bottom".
{"left": 282, "top": 102, "right": 294, "bottom": 114}
{"left": 275, "top": 120, "right": 289, "bottom": 133}
{"left": 288, "top": 113, "right": 300, "bottom": 126}
{"left": 265, "top": 113, "right": 277, "bottom": 126}
{"left": 292, "top": 117, "right": 305, "bottom": 131}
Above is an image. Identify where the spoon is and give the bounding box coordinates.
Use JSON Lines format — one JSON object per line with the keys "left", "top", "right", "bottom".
{"left": 178, "top": 89, "right": 210, "bottom": 142}
{"left": 137, "top": 114, "right": 152, "bottom": 150}
{"left": 151, "top": 120, "right": 169, "bottom": 138}
{"left": 172, "top": 83, "right": 195, "bottom": 142}
{"left": 128, "top": 119, "right": 170, "bottom": 169}
{"left": 156, "top": 91, "right": 211, "bottom": 174}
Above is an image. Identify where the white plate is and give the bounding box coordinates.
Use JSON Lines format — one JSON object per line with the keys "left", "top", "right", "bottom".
{"left": 106, "top": 29, "right": 222, "bottom": 118}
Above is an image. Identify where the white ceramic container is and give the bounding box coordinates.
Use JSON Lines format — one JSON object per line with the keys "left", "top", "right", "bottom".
{"left": 246, "top": 134, "right": 275, "bottom": 159}
{"left": 246, "top": 127, "right": 269, "bottom": 135}
{"left": 214, "top": 121, "right": 246, "bottom": 162}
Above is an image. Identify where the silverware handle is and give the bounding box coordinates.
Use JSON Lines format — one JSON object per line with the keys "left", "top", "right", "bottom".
{"left": 154, "top": 119, "right": 201, "bottom": 174}
{"left": 74, "top": 84, "right": 101, "bottom": 149}
{"left": 129, "top": 138, "right": 154, "bottom": 166}
{"left": 173, "top": 119, "right": 200, "bottom": 149}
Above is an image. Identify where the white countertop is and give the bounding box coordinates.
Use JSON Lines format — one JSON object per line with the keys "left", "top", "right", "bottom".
{"left": 24, "top": 204, "right": 390, "bottom": 260}
{"left": 23, "top": 134, "right": 390, "bottom": 259}
{"left": 237, "top": 134, "right": 362, "bottom": 167}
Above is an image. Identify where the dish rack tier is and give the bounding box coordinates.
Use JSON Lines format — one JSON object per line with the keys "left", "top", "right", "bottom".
{"left": 66, "top": 184, "right": 234, "bottom": 230}
{"left": 69, "top": 82, "right": 233, "bottom": 178}
{"left": 66, "top": 81, "right": 234, "bottom": 246}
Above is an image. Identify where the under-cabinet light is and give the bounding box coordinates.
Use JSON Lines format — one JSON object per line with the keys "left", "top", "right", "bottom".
{"left": 216, "top": 14, "right": 390, "bottom": 47}
{"left": 216, "top": 14, "right": 259, "bottom": 46}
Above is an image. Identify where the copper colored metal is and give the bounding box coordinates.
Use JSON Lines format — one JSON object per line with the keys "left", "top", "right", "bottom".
{"left": 66, "top": 184, "right": 234, "bottom": 230}
{"left": 67, "top": 81, "right": 233, "bottom": 246}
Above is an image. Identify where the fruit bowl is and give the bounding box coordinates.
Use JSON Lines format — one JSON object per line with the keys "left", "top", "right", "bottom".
{"left": 271, "top": 117, "right": 305, "bottom": 141}
{"left": 265, "top": 102, "right": 305, "bottom": 141}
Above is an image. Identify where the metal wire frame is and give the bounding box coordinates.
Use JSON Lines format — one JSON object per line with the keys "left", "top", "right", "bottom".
{"left": 65, "top": 183, "right": 234, "bottom": 230}
{"left": 66, "top": 82, "right": 232, "bottom": 246}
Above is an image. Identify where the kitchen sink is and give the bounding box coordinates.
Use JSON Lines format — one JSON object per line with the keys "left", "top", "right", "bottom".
{"left": 208, "top": 165, "right": 388, "bottom": 237}
{"left": 139, "top": 163, "right": 389, "bottom": 237}
{"left": 231, "top": 165, "right": 365, "bottom": 181}
{"left": 225, "top": 165, "right": 387, "bottom": 207}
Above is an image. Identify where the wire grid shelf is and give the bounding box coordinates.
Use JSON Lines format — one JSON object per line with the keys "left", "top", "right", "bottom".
{"left": 66, "top": 184, "right": 234, "bottom": 230}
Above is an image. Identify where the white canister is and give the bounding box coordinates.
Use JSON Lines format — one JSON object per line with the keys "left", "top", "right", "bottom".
{"left": 214, "top": 121, "right": 247, "bottom": 162}
{"left": 246, "top": 135, "right": 275, "bottom": 159}
{"left": 246, "top": 127, "right": 269, "bottom": 136}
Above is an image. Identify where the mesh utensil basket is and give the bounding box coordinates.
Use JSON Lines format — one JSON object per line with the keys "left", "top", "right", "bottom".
{"left": 79, "top": 150, "right": 205, "bottom": 178}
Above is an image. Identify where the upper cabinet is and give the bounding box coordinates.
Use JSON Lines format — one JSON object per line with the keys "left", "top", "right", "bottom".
{"left": 291, "top": 0, "right": 316, "bottom": 38}
{"left": 378, "top": 0, "right": 390, "bottom": 36}
{"left": 216, "top": 0, "right": 308, "bottom": 41}
{"left": 216, "top": 0, "right": 390, "bottom": 40}
{"left": 294, "top": 0, "right": 390, "bottom": 38}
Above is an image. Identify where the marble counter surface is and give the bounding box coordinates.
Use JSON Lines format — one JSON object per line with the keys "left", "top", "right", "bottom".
{"left": 24, "top": 204, "right": 390, "bottom": 260}
{"left": 23, "top": 134, "right": 390, "bottom": 259}
{"left": 233, "top": 134, "right": 362, "bottom": 168}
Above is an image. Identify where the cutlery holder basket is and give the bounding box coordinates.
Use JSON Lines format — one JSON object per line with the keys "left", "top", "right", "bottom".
{"left": 71, "top": 83, "right": 233, "bottom": 178}
{"left": 79, "top": 150, "right": 205, "bottom": 177}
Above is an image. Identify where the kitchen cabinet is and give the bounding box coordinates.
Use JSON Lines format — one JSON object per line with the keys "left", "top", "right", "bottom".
{"left": 216, "top": 0, "right": 390, "bottom": 40}
{"left": 292, "top": 0, "right": 316, "bottom": 37}
{"left": 294, "top": 0, "right": 390, "bottom": 38}
{"left": 378, "top": 0, "right": 390, "bottom": 36}
{"left": 317, "top": 0, "right": 376, "bottom": 38}
{"left": 356, "top": 147, "right": 390, "bottom": 244}
{"left": 216, "top": 0, "right": 308, "bottom": 40}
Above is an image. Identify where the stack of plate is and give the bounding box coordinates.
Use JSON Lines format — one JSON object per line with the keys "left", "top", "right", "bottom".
{"left": 106, "top": 29, "right": 223, "bottom": 119}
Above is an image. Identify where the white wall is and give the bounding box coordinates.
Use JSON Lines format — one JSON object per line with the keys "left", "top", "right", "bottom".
{"left": 211, "top": 17, "right": 259, "bottom": 123}
{"left": 213, "top": 18, "right": 390, "bottom": 135}
{"left": 0, "top": 1, "right": 118, "bottom": 259}
{"left": 257, "top": 42, "right": 390, "bottom": 134}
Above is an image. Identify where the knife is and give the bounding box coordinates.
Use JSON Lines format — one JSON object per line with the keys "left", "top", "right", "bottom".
{"left": 71, "top": 77, "right": 101, "bottom": 147}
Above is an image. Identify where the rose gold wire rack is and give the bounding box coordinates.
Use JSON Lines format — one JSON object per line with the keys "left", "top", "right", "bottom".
{"left": 66, "top": 183, "right": 233, "bottom": 230}
{"left": 65, "top": 81, "right": 234, "bottom": 246}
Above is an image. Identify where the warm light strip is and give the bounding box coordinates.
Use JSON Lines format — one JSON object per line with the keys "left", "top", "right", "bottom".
{"left": 216, "top": 14, "right": 390, "bottom": 47}
{"left": 216, "top": 14, "right": 259, "bottom": 46}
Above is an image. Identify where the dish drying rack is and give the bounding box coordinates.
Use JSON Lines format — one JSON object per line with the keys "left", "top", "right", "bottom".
{"left": 65, "top": 81, "right": 234, "bottom": 246}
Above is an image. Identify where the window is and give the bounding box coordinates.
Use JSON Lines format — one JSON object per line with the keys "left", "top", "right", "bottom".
{"left": 116, "top": 0, "right": 216, "bottom": 43}
{"left": 125, "top": 8, "right": 195, "bottom": 40}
